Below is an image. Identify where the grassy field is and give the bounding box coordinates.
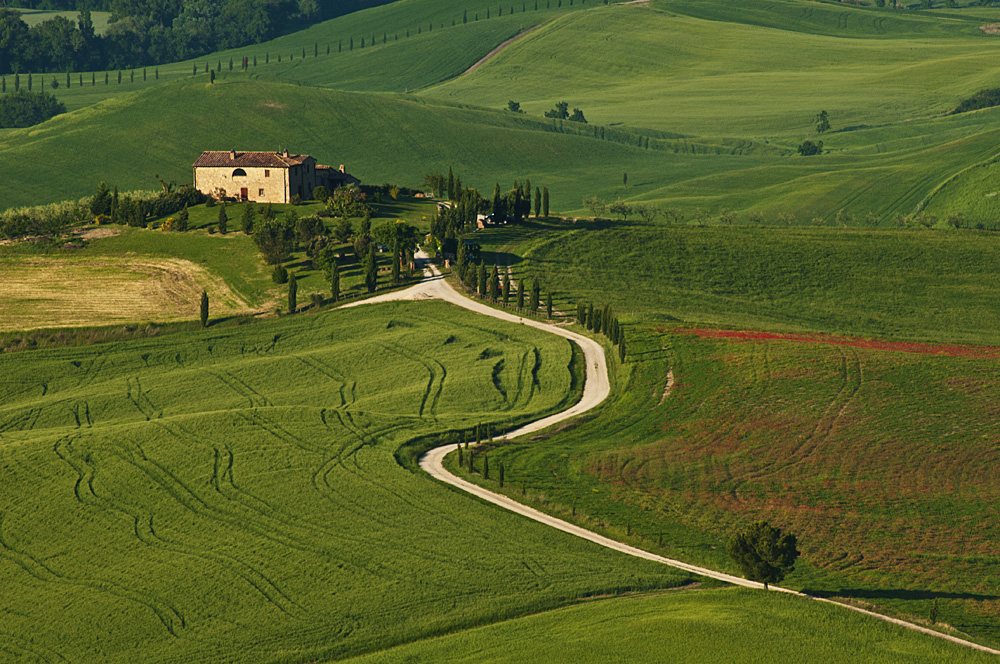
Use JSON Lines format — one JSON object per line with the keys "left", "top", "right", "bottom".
{"left": 446, "top": 323, "right": 1000, "bottom": 645}
{"left": 343, "top": 588, "right": 996, "bottom": 663}
{"left": 0, "top": 195, "right": 441, "bottom": 331}
{"left": 0, "top": 300, "right": 697, "bottom": 662}
{"left": 13, "top": 8, "right": 112, "bottom": 33}
{"left": 0, "top": 254, "right": 250, "bottom": 332}
{"left": 472, "top": 219, "right": 1000, "bottom": 346}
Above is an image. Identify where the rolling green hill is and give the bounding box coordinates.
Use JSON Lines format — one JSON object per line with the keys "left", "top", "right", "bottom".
{"left": 0, "top": 300, "right": 690, "bottom": 662}
{"left": 343, "top": 589, "right": 995, "bottom": 664}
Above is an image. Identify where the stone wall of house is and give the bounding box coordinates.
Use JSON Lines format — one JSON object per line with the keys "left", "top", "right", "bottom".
{"left": 193, "top": 166, "right": 289, "bottom": 204}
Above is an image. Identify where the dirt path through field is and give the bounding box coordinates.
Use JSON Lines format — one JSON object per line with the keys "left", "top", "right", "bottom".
{"left": 346, "top": 255, "right": 1000, "bottom": 657}
{"left": 460, "top": 25, "right": 543, "bottom": 77}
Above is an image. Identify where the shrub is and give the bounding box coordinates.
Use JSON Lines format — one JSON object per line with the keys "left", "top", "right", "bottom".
{"left": 0, "top": 90, "right": 66, "bottom": 128}
{"left": 205, "top": 196, "right": 216, "bottom": 208}
{"left": 272, "top": 264, "right": 288, "bottom": 284}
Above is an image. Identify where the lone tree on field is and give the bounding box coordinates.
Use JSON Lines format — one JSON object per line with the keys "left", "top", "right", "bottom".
{"left": 200, "top": 290, "right": 209, "bottom": 327}
{"left": 287, "top": 272, "right": 298, "bottom": 314}
{"left": 815, "top": 110, "right": 830, "bottom": 134}
{"left": 329, "top": 258, "right": 340, "bottom": 301}
{"left": 726, "top": 521, "right": 800, "bottom": 589}
{"left": 217, "top": 204, "right": 228, "bottom": 234}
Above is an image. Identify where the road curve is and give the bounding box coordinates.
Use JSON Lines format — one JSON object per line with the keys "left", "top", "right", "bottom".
{"left": 346, "top": 257, "right": 1000, "bottom": 656}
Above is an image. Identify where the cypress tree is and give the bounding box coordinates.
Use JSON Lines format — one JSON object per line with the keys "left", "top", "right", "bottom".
{"left": 458, "top": 444, "right": 464, "bottom": 467}
{"left": 200, "top": 290, "right": 209, "bottom": 327}
{"left": 365, "top": 247, "right": 377, "bottom": 292}
{"left": 330, "top": 259, "right": 340, "bottom": 301}
{"left": 530, "top": 278, "right": 540, "bottom": 311}
{"left": 546, "top": 291, "right": 553, "bottom": 318}
{"left": 587, "top": 303, "right": 594, "bottom": 330}
{"left": 14, "top": 73, "right": 18, "bottom": 91}
{"left": 542, "top": 187, "right": 550, "bottom": 218}
{"left": 350, "top": 37, "right": 354, "bottom": 49}
{"left": 92, "top": 72, "right": 96, "bottom": 85}
{"left": 490, "top": 265, "right": 500, "bottom": 300}
{"left": 483, "top": 454, "right": 490, "bottom": 480}
{"left": 502, "top": 271, "right": 511, "bottom": 304}
{"left": 302, "top": 47, "right": 306, "bottom": 58}
{"left": 193, "top": 63, "right": 197, "bottom": 75}
{"left": 476, "top": 424, "right": 482, "bottom": 445}
{"left": 241, "top": 202, "right": 255, "bottom": 234}
{"left": 67, "top": 71, "right": 71, "bottom": 87}
{"left": 315, "top": 43, "right": 318, "bottom": 57}
{"left": 1, "top": 77, "right": 5, "bottom": 93}
{"left": 593, "top": 305, "right": 602, "bottom": 334}
{"left": 111, "top": 186, "right": 119, "bottom": 225}
{"left": 478, "top": 262, "right": 487, "bottom": 297}
{"left": 619, "top": 336, "right": 627, "bottom": 362}
{"left": 267, "top": 52, "right": 270, "bottom": 62}
{"left": 288, "top": 272, "right": 298, "bottom": 313}
{"left": 447, "top": 166, "right": 455, "bottom": 200}
{"left": 464, "top": 9, "right": 468, "bottom": 22}
{"left": 229, "top": 58, "right": 233, "bottom": 70}
{"left": 176, "top": 206, "right": 189, "bottom": 232}
{"left": 117, "top": 70, "right": 122, "bottom": 84}
{"left": 498, "top": 460, "right": 505, "bottom": 487}
{"left": 577, "top": 302, "right": 587, "bottom": 326}
{"left": 391, "top": 239, "right": 401, "bottom": 285}
{"left": 210, "top": 69, "right": 215, "bottom": 84}
{"left": 155, "top": 68, "right": 159, "bottom": 79}
{"left": 218, "top": 204, "right": 228, "bottom": 234}
{"left": 517, "top": 279, "right": 525, "bottom": 308}
{"left": 142, "top": 68, "right": 146, "bottom": 81}
{"left": 28, "top": 73, "right": 32, "bottom": 90}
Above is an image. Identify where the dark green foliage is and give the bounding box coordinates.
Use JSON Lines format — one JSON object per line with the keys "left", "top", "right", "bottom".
{"left": 950, "top": 88, "right": 1000, "bottom": 115}
{"left": 329, "top": 259, "right": 340, "bottom": 301}
{"left": 217, "top": 204, "right": 228, "bottom": 234}
{"left": 618, "top": 336, "right": 626, "bottom": 362}
{"left": 287, "top": 272, "right": 298, "bottom": 314}
{"left": 569, "top": 108, "right": 587, "bottom": 123}
{"left": 478, "top": 262, "right": 488, "bottom": 297}
{"left": 199, "top": 290, "right": 208, "bottom": 327}
{"left": 365, "top": 247, "right": 377, "bottom": 293}
{"left": 727, "top": 521, "right": 800, "bottom": 589}
{"left": 544, "top": 101, "right": 569, "bottom": 119}
{"left": 517, "top": 278, "right": 525, "bottom": 309}
{"left": 542, "top": 187, "right": 550, "bottom": 218}
{"left": 502, "top": 272, "right": 511, "bottom": 304}
{"left": 534, "top": 187, "right": 541, "bottom": 218}
{"left": 241, "top": 203, "right": 255, "bottom": 234}
{"left": 930, "top": 598, "right": 939, "bottom": 625}
{"left": 391, "top": 240, "right": 401, "bottom": 285}
{"left": 586, "top": 303, "right": 594, "bottom": 330}
{"left": 577, "top": 302, "right": 587, "bottom": 326}
{"left": 529, "top": 277, "right": 540, "bottom": 312}
{"left": 483, "top": 454, "right": 490, "bottom": 480}
{"left": 815, "top": 110, "right": 830, "bottom": 133}
{"left": 253, "top": 212, "right": 296, "bottom": 264}
{"left": 798, "top": 140, "right": 823, "bottom": 156}
{"left": 110, "top": 186, "right": 119, "bottom": 224}
{"left": 498, "top": 459, "right": 505, "bottom": 488}
{"left": 546, "top": 291, "right": 553, "bottom": 318}
{"left": 0, "top": 89, "right": 65, "bottom": 128}
{"left": 490, "top": 265, "right": 500, "bottom": 300}
{"left": 272, "top": 264, "right": 288, "bottom": 284}
{"left": 176, "top": 206, "right": 189, "bottom": 232}
{"left": 90, "top": 181, "right": 112, "bottom": 218}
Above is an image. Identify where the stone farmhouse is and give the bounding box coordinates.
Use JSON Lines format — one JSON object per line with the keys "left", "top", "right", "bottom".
{"left": 192, "top": 150, "right": 360, "bottom": 204}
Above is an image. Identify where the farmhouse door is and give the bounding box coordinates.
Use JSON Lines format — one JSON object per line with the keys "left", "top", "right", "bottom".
{"left": 240, "top": 187, "right": 248, "bottom": 201}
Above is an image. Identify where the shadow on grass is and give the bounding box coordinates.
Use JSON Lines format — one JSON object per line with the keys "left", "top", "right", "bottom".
{"left": 805, "top": 588, "right": 1000, "bottom": 602}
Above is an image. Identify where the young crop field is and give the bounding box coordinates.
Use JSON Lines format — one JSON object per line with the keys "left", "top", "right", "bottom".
{"left": 0, "top": 255, "right": 250, "bottom": 332}
{"left": 474, "top": 220, "right": 1000, "bottom": 346}
{"left": 343, "top": 588, "right": 996, "bottom": 664}
{"left": 0, "top": 300, "right": 696, "bottom": 662}
{"left": 447, "top": 324, "right": 1000, "bottom": 645}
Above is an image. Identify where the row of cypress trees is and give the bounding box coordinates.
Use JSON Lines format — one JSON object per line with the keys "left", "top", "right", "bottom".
{"left": 577, "top": 301, "right": 626, "bottom": 361}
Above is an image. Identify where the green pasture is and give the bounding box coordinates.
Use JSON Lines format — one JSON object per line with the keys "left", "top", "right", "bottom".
{"left": 0, "top": 300, "right": 694, "bottom": 662}
{"left": 472, "top": 219, "right": 1000, "bottom": 346}
{"left": 449, "top": 323, "right": 1000, "bottom": 644}
{"left": 344, "top": 588, "right": 995, "bottom": 663}
{"left": 423, "top": 5, "right": 1000, "bottom": 136}
{"left": 13, "top": 8, "right": 112, "bottom": 33}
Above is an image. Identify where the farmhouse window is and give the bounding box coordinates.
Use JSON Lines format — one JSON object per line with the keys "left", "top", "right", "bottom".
{"left": 232, "top": 168, "right": 247, "bottom": 177}
{"left": 264, "top": 169, "right": 270, "bottom": 177}
{"left": 259, "top": 189, "right": 265, "bottom": 196}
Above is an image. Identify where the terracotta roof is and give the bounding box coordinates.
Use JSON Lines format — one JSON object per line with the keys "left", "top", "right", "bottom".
{"left": 192, "top": 151, "right": 312, "bottom": 168}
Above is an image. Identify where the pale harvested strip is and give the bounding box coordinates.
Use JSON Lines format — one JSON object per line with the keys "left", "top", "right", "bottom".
{"left": 0, "top": 257, "right": 251, "bottom": 332}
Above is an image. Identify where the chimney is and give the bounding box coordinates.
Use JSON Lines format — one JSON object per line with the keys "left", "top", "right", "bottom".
{"left": 283, "top": 148, "right": 289, "bottom": 158}
{"left": 229, "top": 149, "right": 236, "bottom": 160}
{"left": 339, "top": 164, "right": 346, "bottom": 173}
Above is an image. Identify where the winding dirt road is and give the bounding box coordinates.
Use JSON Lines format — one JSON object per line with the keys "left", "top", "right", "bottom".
{"left": 346, "top": 256, "right": 1000, "bottom": 656}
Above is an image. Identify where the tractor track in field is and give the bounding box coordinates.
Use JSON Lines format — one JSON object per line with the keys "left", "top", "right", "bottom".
{"left": 459, "top": 25, "right": 543, "bottom": 77}
{"left": 343, "top": 252, "right": 1000, "bottom": 657}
